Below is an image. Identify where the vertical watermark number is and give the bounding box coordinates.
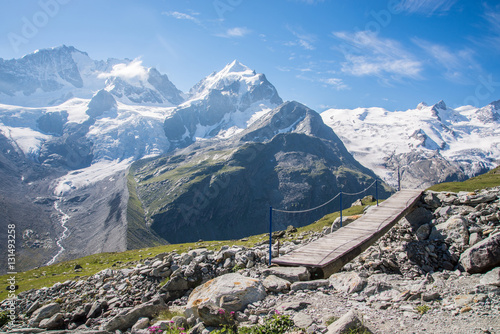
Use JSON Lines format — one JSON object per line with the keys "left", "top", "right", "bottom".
{"left": 6, "top": 224, "right": 17, "bottom": 326}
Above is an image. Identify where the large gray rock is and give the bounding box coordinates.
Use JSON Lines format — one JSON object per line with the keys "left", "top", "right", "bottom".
{"left": 460, "top": 233, "right": 500, "bottom": 273}
{"left": 326, "top": 310, "right": 372, "bottom": 334}
{"left": 38, "top": 312, "right": 64, "bottom": 330}
{"left": 262, "top": 266, "right": 310, "bottom": 282}
{"left": 480, "top": 267, "right": 500, "bottom": 286}
{"left": 160, "top": 275, "right": 190, "bottom": 301}
{"left": 28, "top": 303, "right": 61, "bottom": 327}
{"left": 262, "top": 274, "right": 291, "bottom": 292}
{"left": 329, "top": 272, "right": 367, "bottom": 294}
{"left": 102, "top": 296, "right": 167, "bottom": 332}
{"left": 185, "top": 273, "right": 266, "bottom": 326}
{"left": 293, "top": 312, "right": 314, "bottom": 329}
{"left": 429, "top": 215, "right": 469, "bottom": 247}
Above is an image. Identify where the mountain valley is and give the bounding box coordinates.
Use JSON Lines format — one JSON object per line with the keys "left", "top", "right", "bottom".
{"left": 0, "top": 46, "right": 498, "bottom": 272}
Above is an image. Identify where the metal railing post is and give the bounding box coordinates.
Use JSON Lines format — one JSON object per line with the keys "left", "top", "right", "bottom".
{"left": 269, "top": 206, "right": 273, "bottom": 266}
{"left": 340, "top": 192, "right": 343, "bottom": 227}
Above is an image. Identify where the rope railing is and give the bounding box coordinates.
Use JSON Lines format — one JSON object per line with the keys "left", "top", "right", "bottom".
{"left": 268, "top": 178, "right": 381, "bottom": 265}
{"left": 272, "top": 179, "right": 378, "bottom": 213}
{"left": 272, "top": 193, "right": 341, "bottom": 214}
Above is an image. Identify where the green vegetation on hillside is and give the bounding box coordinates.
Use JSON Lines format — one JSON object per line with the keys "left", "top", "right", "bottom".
{"left": 427, "top": 166, "right": 500, "bottom": 192}
{"left": 126, "top": 164, "right": 167, "bottom": 249}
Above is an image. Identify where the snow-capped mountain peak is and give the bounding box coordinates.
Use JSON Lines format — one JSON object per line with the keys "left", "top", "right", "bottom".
{"left": 416, "top": 102, "right": 428, "bottom": 110}
{"left": 222, "top": 59, "right": 251, "bottom": 74}
{"left": 432, "top": 100, "right": 447, "bottom": 111}
{"left": 164, "top": 61, "right": 282, "bottom": 148}
{"left": 188, "top": 60, "right": 263, "bottom": 100}
{"left": 0, "top": 45, "right": 184, "bottom": 107}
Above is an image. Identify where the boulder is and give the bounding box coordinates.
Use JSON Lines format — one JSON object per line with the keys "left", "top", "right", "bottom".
{"left": 262, "top": 275, "right": 291, "bottom": 293}
{"left": 429, "top": 215, "right": 469, "bottom": 247}
{"left": 160, "top": 275, "right": 190, "bottom": 301}
{"left": 459, "top": 232, "right": 500, "bottom": 273}
{"left": 416, "top": 223, "right": 431, "bottom": 241}
{"left": 262, "top": 266, "right": 310, "bottom": 282}
{"left": 185, "top": 273, "right": 266, "bottom": 326}
{"left": 423, "top": 191, "right": 441, "bottom": 208}
{"left": 102, "top": 296, "right": 167, "bottom": 332}
{"left": 28, "top": 303, "right": 61, "bottom": 327}
{"left": 480, "top": 267, "right": 500, "bottom": 286}
{"left": 131, "top": 317, "right": 150, "bottom": 332}
{"left": 329, "top": 272, "right": 367, "bottom": 294}
{"left": 404, "top": 207, "right": 433, "bottom": 230}
{"left": 326, "top": 310, "right": 372, "bottom": 334}
{"left": 293, "top": 312, "right": 314, "bottom": 329}
{"left": 38, "top": 312, "right": 64, "bottom": 330}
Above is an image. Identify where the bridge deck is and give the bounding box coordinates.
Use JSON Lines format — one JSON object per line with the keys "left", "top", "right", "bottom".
{"left": 271, "top": 189, "right": 423, "bottom": 278}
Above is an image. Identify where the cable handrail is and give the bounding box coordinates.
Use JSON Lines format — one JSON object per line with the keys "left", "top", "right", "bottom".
{"left": 272, "top": 179, "right": 378, "bottom": 214}
{"left": 272, "top": 192, "right": 341, "bottom": 213}
{"left": 341, "top": 180, "right": 377, "bottom": 196}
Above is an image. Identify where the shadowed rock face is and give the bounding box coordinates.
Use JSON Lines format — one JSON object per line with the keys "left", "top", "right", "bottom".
{"left": 86, "top": 89, "right": 117, "bottom": 118}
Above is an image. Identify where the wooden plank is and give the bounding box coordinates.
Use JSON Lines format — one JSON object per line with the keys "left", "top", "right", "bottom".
{"left": 272, "top": 189, "right": 423, "bottom": 277}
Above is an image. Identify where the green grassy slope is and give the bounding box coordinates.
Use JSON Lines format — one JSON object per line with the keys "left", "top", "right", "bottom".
{"left": 427, "top": 165, "right": 500, "bottom": 192}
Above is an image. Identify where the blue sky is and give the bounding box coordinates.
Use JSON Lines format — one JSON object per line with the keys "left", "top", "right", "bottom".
{"left": 1, "top": 0, "right": 500, "bottom": 111}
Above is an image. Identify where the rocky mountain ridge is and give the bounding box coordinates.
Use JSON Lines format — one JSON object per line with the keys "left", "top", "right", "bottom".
{"left": 1, "top": 186, "right": 500, "bottom": 333}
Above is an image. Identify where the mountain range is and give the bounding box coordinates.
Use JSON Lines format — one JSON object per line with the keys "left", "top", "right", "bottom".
{"left": 0, "top": 45, "right": 497, "bottom": 272}
{"left": 321, "top": 100, "right": 500, "bottom": 189}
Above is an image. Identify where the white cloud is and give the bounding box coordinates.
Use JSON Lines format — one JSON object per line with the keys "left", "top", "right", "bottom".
{"left": 333, "top": 31, "right": 422, "bottom": 79}
{"left": 413, "top": 38, "right": 479, "bottom": 83}
{"left": 216, "top": 27, "right": 251, "bottom": 38}
{"left": 286, "top": 26, "right": 316, "bottom": 50}
{"left": 396, "top": 0, "right": 457, "bottom": 15}
{"left": 98, "top": 59, "right": 148, "bottom": 82}
{"left": 227, "top": 27, "right": 251, "bottom": 37}
{"left": 319, "top": 78, "right": 349, "bottom": 90}
{"left": 162, "top": 11, "right": 200, "bottom": 24}
{"left": 482, "top": 4, "right": 500, "bottom": 51}
{"left": 296, "top": 72, "right": 349, "bottom": 91}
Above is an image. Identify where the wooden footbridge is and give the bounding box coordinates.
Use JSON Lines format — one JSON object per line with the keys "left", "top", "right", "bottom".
{"left": 271, "top": 189, "right": 423, "bottom": 278}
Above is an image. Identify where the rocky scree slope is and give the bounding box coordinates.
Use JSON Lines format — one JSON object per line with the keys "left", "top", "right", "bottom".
{"left": 2, "top": 187, "right": 500, "bottom": 333}
{"left": 131, "top": 101, "right": 391, "bottom": 244}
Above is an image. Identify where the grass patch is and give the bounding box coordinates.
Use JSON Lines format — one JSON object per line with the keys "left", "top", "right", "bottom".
{"left": 427, "top": 165, "right": 500, "bottom": 192}
{"left": 154, "top": 308, "right": 185, "bottom": 321}
{"left": 415, "top": 304, "right": 431, "bottom": 315}
{"left": 325, "top": 316, "right": 339, "bottom": 326}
